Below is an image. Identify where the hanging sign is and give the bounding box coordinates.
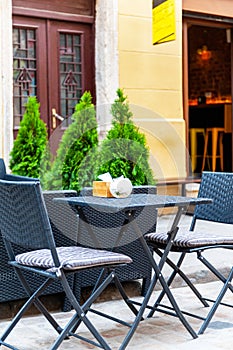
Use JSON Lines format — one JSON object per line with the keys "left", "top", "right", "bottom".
{"left": 152, "top": 0, "right": 176, "bottom": 45}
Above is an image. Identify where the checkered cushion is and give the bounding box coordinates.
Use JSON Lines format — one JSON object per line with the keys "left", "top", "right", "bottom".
{"left": 145, "top": 228, "right": 233, "bottom": 248}
{"left": 15, "top": 246, "right": 132, "bottom": 272}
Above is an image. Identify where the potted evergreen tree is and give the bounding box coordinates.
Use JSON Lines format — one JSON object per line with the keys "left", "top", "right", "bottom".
{"left": 97, "top": 88, "right": 155, "bottom": 185}
{"left": 43, "top": 91, "right": 99, "bottom": 192}
{"left": 9, "top": 96, "right": 48, "bottom": 178}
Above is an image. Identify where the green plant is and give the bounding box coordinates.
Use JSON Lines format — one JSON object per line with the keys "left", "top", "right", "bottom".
{"left": 39, "top": 141, "right": 55, "bottom": 189}
{"left": 9, "top": 96, "right": 48, "bottom": 178}
{"left": 43, "top": 91, "right": 99, "bottom": 192}
{"left": 97, "top": 88, "right": 155, "bottom": 185}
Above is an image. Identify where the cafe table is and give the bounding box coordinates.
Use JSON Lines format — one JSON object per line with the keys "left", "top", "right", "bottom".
{"left": 54, "top": 193, "right": 212, "bottom": 349}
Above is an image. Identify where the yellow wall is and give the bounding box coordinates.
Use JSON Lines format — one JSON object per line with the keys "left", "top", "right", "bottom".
{"left": 118, "top": 0, "right": 187, "bottom": 180}
{"left": 183, "top": 0, "right": 233, "bottom": 17}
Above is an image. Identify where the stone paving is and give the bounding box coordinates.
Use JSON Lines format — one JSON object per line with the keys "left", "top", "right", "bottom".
{"left": 0, "top": 214, "right": 232, "bottom": 349}
{"left": 0, "top": 280, "right": 233, "bottom": 349}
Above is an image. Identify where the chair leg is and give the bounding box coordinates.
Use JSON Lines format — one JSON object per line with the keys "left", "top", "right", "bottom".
{"left": 189, "top": 129, "right": 205, "bottom": 173}
{"left": 202, "top": 128, "right": 224, "bottom": 172}
{"left": 202, "top": 131, "right": 209, "bottom": 171}
{"left": 148, "top": 250, "right": 208, "bottom": 319}
{"left": 141, "top": 275, "right": 152, "bottom": 297}
{"left": 190, "top": 129, "right": 197, "bottom": 172}
{"left": 114, "top": 274, "right": 139, "bottom": 316}
{"left": 211, "top": 128, "right": 218, "bottom": 172}
{"left": 51, "top": 270, "right": 117, "bottom": 350}
{"left": 156, "top": 266, "right": 198, "bottom": 339}
{"left": 151, "top": 250, "right": 233, "bottom": 335}
{"left": 197, "top": 251, "right": 233, "bottom": 293}
{"left": 15, "top": 268, "right": 65, "bottom": 332}
{"left": 198, "top": 267, "right": 233, "bottom": 335}
{"left": 196, "top": 252, "right": 233, "bottom": 334}
{"left": 53, "top": 268, "right": 142, "bottom": 350}
{"left": 0, "top": 277, "right": 63, "bottom": 346}
{"left": 219, "top": 132, "right": 224, "bottom": 171}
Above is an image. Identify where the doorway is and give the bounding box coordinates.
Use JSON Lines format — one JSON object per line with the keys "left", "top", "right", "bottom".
{"left": 183, "top": 18, "right": 233, "bottom": 175}
{"left": 12, "top": 3, "right": 95, "bottom": 140}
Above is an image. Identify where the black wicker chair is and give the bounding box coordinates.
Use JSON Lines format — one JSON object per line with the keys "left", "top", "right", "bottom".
{"left": 0, "top": 160, "right": 40, "bottom": 304}
{"left": 0, "top": 159, "right": 77, "bottom": 311}
{"left": 0, "top": 179, "right": 133, "bottom": 349}
{"left": 73, "top": 185, "right": 157, "bottom": 303}
{"left": 145, "top": 171, "right": 233, "bottom": 334}
{"left": 0, "top": 159, "right": 157, "bottom": 308}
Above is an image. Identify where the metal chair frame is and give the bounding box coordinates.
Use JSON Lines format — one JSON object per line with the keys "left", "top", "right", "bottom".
{"left": 0, "top": 159, "right": 77, "bottom": 311}
{"left": 0, "top": 159, "right": 156, "bottom": 308}
{"left": 0, "top": 179, "right": 134, "bottom": 349}
{"left": 146, "top": 171, "right": 233, "bottom": 334}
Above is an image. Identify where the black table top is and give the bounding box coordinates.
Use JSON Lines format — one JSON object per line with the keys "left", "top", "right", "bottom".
{"left": 54, "top": 194, "right": 212, "bottom": 213}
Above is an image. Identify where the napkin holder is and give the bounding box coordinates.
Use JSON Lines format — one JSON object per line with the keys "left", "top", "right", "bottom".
{"left": 92, "top": 181, "right": 114, "bottom": 197}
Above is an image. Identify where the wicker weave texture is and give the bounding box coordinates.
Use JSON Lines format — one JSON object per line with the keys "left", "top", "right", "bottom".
{"left": 0, "top": 159, "right": 157, "bottom": 305}
{"left": 194, "top": 171, "right": 233, "bottom": 224}
{"left": 43, "top": 190, "right": 79, "bottom": 246}
{"left": 0, "top": 181, "right": 51, "bottom": 249}
{"left": 74, "top": 186, "right": 157, "bottom": 300}
{"left": 0, "top": 176, "right": 75, "bottom": 305}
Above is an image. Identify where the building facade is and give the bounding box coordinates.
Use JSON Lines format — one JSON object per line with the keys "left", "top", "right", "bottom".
{"left": 1, "top": 0, "right": 233, "bottom": 180}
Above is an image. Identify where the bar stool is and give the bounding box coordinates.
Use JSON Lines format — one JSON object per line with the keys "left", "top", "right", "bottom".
{"left": 202, "top": 127, "right": 224, "bottom": 172}
{"left": 189, "top": 128, "right": 205, "bottom": 173}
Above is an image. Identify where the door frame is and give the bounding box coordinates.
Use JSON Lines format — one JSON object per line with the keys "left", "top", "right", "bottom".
{"left": 47, "top": 20, "right": 95, "bottom": 135}
{"left": 12, "top": 2, "right": 95, "bottom": 138}
{"left": 182, "top": 14, "right": 233, "bottom": 173}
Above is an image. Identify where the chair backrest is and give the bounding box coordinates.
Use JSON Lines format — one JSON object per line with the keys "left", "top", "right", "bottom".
{"left": 0, "top": 158, "right": 6, "bottom": 178}
{"left": 191, "top": 171, "right": 233, "bottom": 227}
{"left": 0, "top": 158, "right": 38, "bottom": 182}
{"left": 0, "top": 179, "right": 55, "bottom": 251}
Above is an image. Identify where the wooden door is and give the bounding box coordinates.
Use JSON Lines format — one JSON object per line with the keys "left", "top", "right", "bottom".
{"left": 12, "top": 15, "right": 95, "bottom": 139}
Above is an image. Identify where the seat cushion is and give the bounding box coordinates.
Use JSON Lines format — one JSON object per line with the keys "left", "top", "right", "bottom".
{"left": 15, "top": 246, "right": 132, "bottom": 272}
{"left": 145, "top": 228, "right": 233, "bottom": 248}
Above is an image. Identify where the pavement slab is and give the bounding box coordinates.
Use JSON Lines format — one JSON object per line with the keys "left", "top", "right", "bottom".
{"left": 0, "top": 214, "right": 232, "bottom": 349}
{"left": 0, "top": 280, "right": 233, "bottom": 349}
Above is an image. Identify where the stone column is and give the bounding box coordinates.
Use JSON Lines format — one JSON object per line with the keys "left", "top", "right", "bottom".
{"left": 0, "top": 0, "right": 13, "bottom": 168}
{"left": 95, "top": 0, "right": 119, "bottom": 138}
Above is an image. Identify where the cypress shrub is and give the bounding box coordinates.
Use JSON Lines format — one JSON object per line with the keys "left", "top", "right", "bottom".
{"left": 97, "top": 88, "right": 155, "bottom": 185}
{"left": 9, "top": 96, "right": 48, "bottom": 178}
{"left": 43, "top": 91, "right": 99, "bottom": 192}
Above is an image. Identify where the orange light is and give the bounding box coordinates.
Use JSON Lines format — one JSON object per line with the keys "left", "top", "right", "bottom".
{"left": 197, "top": 45, "right": 212, "bottom": 61}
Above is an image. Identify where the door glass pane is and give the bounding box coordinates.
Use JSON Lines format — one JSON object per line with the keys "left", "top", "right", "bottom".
{"left": 59, "top": 32, "right": 83, "bottom": 122}
{"left": 13, "top": 27, "right": 37, "bottom": 128}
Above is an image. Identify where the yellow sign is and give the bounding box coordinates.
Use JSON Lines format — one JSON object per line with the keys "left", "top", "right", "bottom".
{"left": 152, "top": 0, "right": 176, "bottom": 45}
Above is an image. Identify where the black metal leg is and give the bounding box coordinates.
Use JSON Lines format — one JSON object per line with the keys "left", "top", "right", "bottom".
{"left": 198, "top": 252, "right": 233, "bottom": 293}
{"left": 0, "top": 276, "right": 62, "bottom": 346}
{"left": 51, "top": 270, "right": 116, "bottom": 350}
{"left": 119, "top": 273, "right": 159, "bottom": 350}
{"left": 119, "top": 209, "right": 198, "bottom": 345}
{"left": 199, "top": 267, "right": 233, "bottom": 334}
{"left": 149, "top": 249, "right": 209, "bottom": 315}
